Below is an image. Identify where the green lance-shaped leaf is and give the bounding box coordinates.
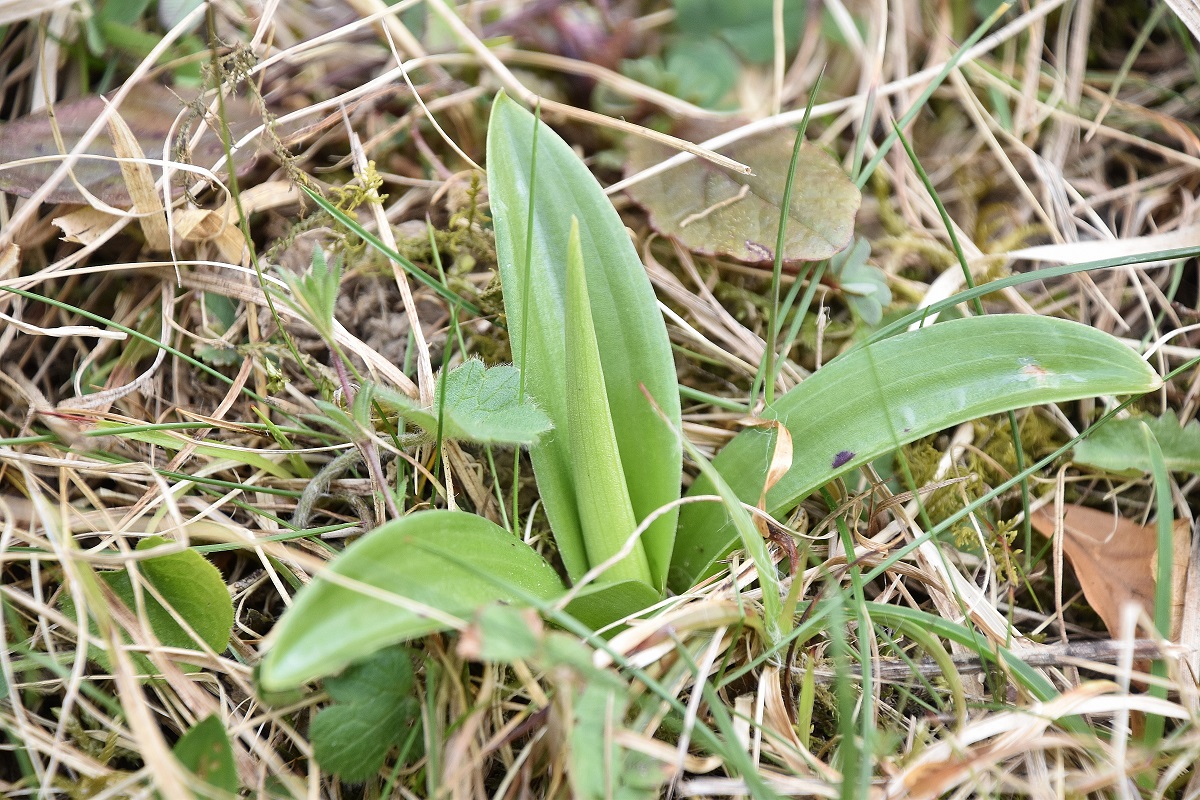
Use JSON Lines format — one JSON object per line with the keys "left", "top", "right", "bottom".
{"left": 257, "top": 511, "right": 566, "bottom": 691}
{"left": 564, "top": 218, "right": 652, "bottom": 586}
{"left": 487, "top": 92, "right": 681, "bottom": 592}
{"left": 670, "top": 315, "right": 1163, "bottom": 591}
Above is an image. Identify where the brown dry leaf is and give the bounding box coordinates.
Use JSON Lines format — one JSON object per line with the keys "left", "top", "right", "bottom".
{"left": 1032, "top": 504, "right": 1190, "bottom": 639}
{"left": 0, "top": 242, "right": 19, "bottom": 280}
{"left": 54, "top": 178, "right": 300, "bottom": 260}
{"left": 737, "top": 419, "right": 797, "bottom": 568}
{"left": 54, "top": 207, "right": 122, "bottom": 245}
{"left": 0, "top": 84, "right": 258, "bottom": 206}
{"left": 757, "top": 420, "right": 793, "bottom": 512}
{"left": 625, "top": 122, "right": 860, "bottom": 265}
{"left": 178, "top": 180, "right": 301, "bottom": 261}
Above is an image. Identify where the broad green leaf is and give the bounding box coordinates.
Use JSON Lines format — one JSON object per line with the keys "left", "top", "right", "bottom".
{"left": 172, "top": 714, "right": 239, "bottom": 797}
{"left": 65, "top": 536, "right": 235, "bottom": 673}
{"left": 310, "top": 647, "right": 421, "bottom": 782}
{"left": 375, "top": 359, "right": 552, "bottom": 446}
{"left": 469, "top": 604, "right": 543, "bottom": 662}
{"left": 625, "top": 133, "right": 861, "bottom": 265}
{"left": 663, "top": 36, "right": 740, "bottom": 108}
{"left": 1074, "top": 410, "right": 1200, "bottom": 476}
{"left": 487, "top": 92, "right": 682, "bottom": 591}
{"left": 673, "top": 0, "right": 802, "bottom": 64}
{"left": 257, "top": 510, "right": 566, "bottom": 691}
{"left": 670, "top": 315, "right": 1162, "bottom": 590}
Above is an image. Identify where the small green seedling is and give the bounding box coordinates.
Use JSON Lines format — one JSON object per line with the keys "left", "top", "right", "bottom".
{"left": 826, "top": 237, "right": 891, "bottom": 326}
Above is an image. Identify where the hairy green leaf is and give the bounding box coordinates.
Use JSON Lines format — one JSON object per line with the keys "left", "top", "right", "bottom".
{"left": 310, "top": 647, "right": 421, "bottom": 782}
{"left": 487, "top": 92, "right": 682, "bottom": 591}
{"left": 276, "top": 248, "right": 342, "bottom": 342}
{"left": 1074, "top": 410, "right": 1200, "bottom": 476}
{"left": 670, "top": 315, "right": 1162, "bottom": 590}
{"left": 257, "top": 510, "right": 566, "bottom": 691}
{"left": 375, "top": 359, "right": 552, "bottom": 446}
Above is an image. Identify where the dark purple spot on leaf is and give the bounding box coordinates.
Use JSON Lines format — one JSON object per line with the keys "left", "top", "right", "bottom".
{"left": 832, "top": 450, "right": 854, "bottom": 468}
{"left": 745, "top": 241, "right": 773, "bottom": 260}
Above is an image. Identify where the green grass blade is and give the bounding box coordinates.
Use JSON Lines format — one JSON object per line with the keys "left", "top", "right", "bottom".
{"left": 866, "top": 604, "right": 1058, "bottom": 701}
{"left": 93, "top": 420, "right": 293, "bottom": 478}
{"left": 671, "top": 314, "right": 1162, "bottom": 589}
{"left": 1142, "top": 420, "right": 1174, "bottom": 747}
{"left": 764, "top": 74, "right": 822, "bottom": 408}
{"left": 486, "top": 92, "right": 682, "bottom": 591}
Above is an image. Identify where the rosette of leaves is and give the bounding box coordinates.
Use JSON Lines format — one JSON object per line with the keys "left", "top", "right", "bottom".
{"left": 258, "top": 93, "right": 1163, "bottom": 695}
{"left": 827, "top": 237, "right": 891, "bottom": 325}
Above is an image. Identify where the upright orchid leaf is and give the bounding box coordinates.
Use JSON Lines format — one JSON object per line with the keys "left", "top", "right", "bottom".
{"left": 563, "top": 218, "right": 652, "bottom": 586}
{"left": 487, "top": 92, "right": 682, "bottom": 592}
{"left": 670, "top": 315, "right": 1163, "bottom": 590}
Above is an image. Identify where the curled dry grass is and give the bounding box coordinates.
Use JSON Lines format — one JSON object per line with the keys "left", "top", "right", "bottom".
{"left": 2, "top": 1, "right": 1200, "bottom": 797}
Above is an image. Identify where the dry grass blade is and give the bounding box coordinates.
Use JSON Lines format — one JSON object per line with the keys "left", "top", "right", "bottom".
{"left": 104, "top": 102, "right": 170, "bottom": 252}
